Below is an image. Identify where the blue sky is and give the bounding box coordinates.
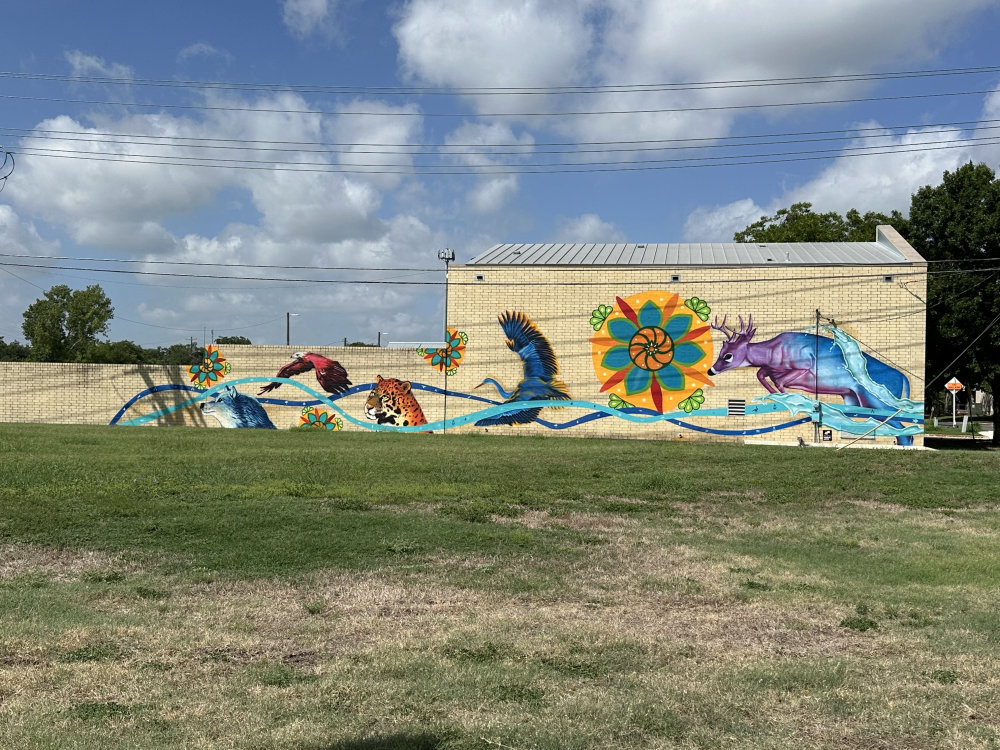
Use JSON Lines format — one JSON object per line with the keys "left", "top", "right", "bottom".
{"left": 2, "top": 0, "right": 999, "bottom": 348}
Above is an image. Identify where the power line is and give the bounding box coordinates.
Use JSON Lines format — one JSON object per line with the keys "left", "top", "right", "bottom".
{"left": 0, "top": 258, "right": 978, "bottom": 286}
{"left": 3, "top": 63, "right": 999, "bottom": 96}
{"left": 15, "top": 132, "right": 1000, "bottom": 170}
{"left": 0, "top": 252, "right": 438, "bottom": 272}
{"left": 13, "top": 135, "right": 1000, "bottom": 174}
{"left": 5, "top": 117, "right": 998, "bottom": 150}
{"left": 2, "top": 87, "right": 997, "bottom": 119}
{"left": 4, "top": 250, "right": 996, "bottom": 270}
{"left": 8, "top": 121, "right": 1000, "bottom": 159}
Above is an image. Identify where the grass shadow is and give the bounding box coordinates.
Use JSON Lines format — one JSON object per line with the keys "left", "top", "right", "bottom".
{"left": 311, "top": 733, "right": 444, "bottom": 750}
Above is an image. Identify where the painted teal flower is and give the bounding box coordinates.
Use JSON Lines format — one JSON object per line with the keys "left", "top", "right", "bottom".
{"left": 590, "top": 292, "right": 714, "bottom": 413}
{"left": 188, "top": 345, "right": 231, "bottom": 390}
{"left": 299, "top": 408, "right": 342, "bottom": 431}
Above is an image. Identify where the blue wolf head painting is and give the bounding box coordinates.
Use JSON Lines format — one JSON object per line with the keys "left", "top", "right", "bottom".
{"left": 200, "top": 386, "right": 277, "bottom": 429}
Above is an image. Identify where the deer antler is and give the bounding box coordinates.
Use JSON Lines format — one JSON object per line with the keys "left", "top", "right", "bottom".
{"left": 711, "top": 314, "right": 738, "bottom": 342}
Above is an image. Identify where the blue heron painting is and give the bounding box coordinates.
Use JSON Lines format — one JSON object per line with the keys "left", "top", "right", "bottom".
{"left": 474, "top": 311, "right": 571, "bottom": 426}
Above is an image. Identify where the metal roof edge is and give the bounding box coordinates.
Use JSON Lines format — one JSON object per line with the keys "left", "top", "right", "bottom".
{"left": 876, "top": 225, "right": 926, "bottom": 264}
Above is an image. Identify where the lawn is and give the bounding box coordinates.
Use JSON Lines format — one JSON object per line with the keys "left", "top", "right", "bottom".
{"left": 1, "top": 423, "right": 998, "bottom": 749}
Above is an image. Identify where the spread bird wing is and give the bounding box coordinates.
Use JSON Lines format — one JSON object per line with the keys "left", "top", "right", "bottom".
{"left": 475, "top": 406, "right": 542, "bottom": 427}
{"left": 257, "top": 357, "right": 315, "bottom": 395}
{"left": 315, "top": 360, "right": 352, "bottom": 395}
{"left": 498, "top": 311, "right": 559, "bottom": 381}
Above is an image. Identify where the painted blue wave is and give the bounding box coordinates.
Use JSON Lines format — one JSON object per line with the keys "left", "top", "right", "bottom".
{"left": 112, "top": 377, "right": 900, "bottom": 436}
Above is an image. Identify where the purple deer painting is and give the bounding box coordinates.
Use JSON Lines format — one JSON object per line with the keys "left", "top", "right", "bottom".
{"left": 708, "top": 315, "right": 911, "bottom": 435}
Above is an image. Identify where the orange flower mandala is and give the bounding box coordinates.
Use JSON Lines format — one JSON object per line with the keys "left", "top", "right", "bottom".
{"left": 590, "top": 291, "right": 714, "bottom": 413}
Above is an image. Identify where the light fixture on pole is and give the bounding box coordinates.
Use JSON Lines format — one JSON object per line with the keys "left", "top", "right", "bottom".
{"left": 377, "top": 331, "right": 389, "bottom": 347}
{"left": 286, "top": 312, "right": 300, "bottom": 346}
{"left": 437, "top": 249, "right": 455, "bottom": 433}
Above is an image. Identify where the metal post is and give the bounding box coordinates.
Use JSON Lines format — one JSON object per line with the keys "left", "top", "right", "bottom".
{"left": 814, "top": 309, "right": 820, "bottom": 443}
{"left": 438, "top": 248, "right": 456, "bottom": 433}
{"left": 286, "top": 312, "right": 290, "bottom": 346}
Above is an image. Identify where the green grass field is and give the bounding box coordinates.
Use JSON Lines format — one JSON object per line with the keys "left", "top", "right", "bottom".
{"left": 1, "top": 423, "right": 998, "bottom": 749}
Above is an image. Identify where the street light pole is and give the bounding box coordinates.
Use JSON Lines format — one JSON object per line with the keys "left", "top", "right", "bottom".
{"left": 437, "top": 248, "right": 455, "bottom": 433}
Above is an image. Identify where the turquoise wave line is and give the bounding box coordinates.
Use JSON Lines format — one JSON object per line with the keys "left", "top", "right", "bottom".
{"left": 116, "top": 378, "right": 921, "bottom": 435}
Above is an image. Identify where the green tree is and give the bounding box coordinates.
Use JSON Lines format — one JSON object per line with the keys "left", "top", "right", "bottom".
{"left": 79, "top": 340, "right": 162, "bottom": 365}
{"left": 215, "top": 335, "right": 252, "bottom": 345}
{"left": 159, "top": 342, "right": 201, "bottom": 366}
{"left": 0, "top": 336, "right": 30, "bottom": 361}
{"left": 21, "top": 284, "right": 115, "bottom": 362}
{"left": 734, "top": 202, "right": 910, "bottom": 243}
{"left": 908, "top": 161, "right": 1000, "bottom": 443}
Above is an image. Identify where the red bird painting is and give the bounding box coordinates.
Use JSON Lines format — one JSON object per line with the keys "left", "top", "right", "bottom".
{"left": 258, "top": 351, "right": 352, "bottom": 396}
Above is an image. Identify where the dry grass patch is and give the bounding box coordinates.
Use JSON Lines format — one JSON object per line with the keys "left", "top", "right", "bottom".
{"left": 0, "top": 544, "right": 135, "bottom": 582}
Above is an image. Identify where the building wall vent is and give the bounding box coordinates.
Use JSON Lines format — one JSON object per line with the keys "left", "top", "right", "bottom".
{"left": 727, "top": 399, "right": 746, "bottom": 416}
{"left": 670, "top": 274, "right": 681, "bottom": 282}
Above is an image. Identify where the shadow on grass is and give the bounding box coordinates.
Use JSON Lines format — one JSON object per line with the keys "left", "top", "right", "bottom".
{"left": 924, "top": 436, "right": 997, "bottom": 451}
{"left": 312, "top": 733, "right": 444, "bottom": 750}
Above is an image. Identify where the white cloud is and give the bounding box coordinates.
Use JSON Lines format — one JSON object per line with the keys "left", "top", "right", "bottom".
{"left": 394, "top": 0, "right": 594, "bottom": 116}
{"left": 467, "top": 176, "right": 517, "bottom": 214}
{"left": 64, "top": 50, "right": 134, "bottom": 80}
{"left": 9, "top": 115, "right": 230, "bottom": 251}
{"left": 328, "top": 99, "right": 424, "bottom": 190}
{"left": 395, "top": 0, "right": 996, "bottom": 146}
{"left": 177, "top": 42, "right": 233, "bottom": 64}
{"left": 443, "top": 122, "right": 534, "bottom": 213}
{"left": 0, "top": 205, "right": 60, "bottom": 341}
{"left": 681, "top": 111, "right": 1000, "bottom": 242}
{"left": 282, "top": 0, "right": 341, "bottom": 39}
{"left": 554, "top": 213, "right": 626, "bottom": 243}
{"left": 682, "top": 199, "right": 765, "bottom": 242}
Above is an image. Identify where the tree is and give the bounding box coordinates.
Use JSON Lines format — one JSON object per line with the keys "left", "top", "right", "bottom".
{"left": 21, "top": 284, "right": 114, "bottom": 362}
{"left": 215, "top": 335, "right": 252, "bottom": 345}
{"left": 79, "top": 340, "right": 162, "bottom": 365}
{"left": 734, "top": 202, "right": 910, "bottom": 243}
{"left": 908, "top": 162, "right": 1000, "bottom": 444}
{"left": 0, "top": 337, "right": 30, "bottom": 361}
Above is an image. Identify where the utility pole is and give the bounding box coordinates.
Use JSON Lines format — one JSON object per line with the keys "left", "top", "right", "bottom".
{"left": 437, "top": 248, "right": 455, "bottom": 433}
{"left": 286, "top": 312, "right": 299, "bottom": 346}
{"left": 814, "top": 309, "right": 820, "bottom": 443}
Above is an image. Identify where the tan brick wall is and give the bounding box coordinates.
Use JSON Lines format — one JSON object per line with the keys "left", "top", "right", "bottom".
{"left": 0, "top": 345, "right": 446, "bottom": 430}
{"left": 0, "top": 259, "right": 927, "bottom": 445}
{"left": 445, "top": 260, "right": 927, "bottom": 446}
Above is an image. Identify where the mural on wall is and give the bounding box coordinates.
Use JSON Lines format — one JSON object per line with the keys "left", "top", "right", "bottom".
{"left": 590, "top": 292, "right": 715, "bottom": 414}
{"left": 109, "top": 311, "right": 922, "bottom": 442}
{"left": 364, "top": 375, "right": 429, "bottom": 428}
{"left": 189, "top": 345, "right": 231, "bottom": 389}
{"left": 200, "top": 385, "right": 277, "bottom": 429}
{"left": 416, "top": 327, "right": 467, "bottom": 375}
{"left": 258, "top": 351, "right": 352, "bottom": 396}
{"left": 708, "top": 315, "right": 921, "bottom": 444}
{"left": 473, "top": 311, "right": 571, "bottom": 426}
{"left": 299, "top": 407, "right": 343, "bottom": 431}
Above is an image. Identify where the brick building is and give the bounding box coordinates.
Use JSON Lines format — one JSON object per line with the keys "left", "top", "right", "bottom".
{"left": 443, "top": 226, "right": 926, "bottom": 446}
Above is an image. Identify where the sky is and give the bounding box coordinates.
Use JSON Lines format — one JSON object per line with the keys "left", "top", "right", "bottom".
{"left": 1, "top": 0, "right": 1000, "bottom": 349}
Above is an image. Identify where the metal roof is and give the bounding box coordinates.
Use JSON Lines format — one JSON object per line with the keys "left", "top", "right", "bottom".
{"left": 465, "top": 235, "right": 921, "bottom": 267}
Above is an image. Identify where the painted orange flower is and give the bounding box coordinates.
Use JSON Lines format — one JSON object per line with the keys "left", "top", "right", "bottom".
{"left": 590, "top": 291, "right": 714, "bottom": 413}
